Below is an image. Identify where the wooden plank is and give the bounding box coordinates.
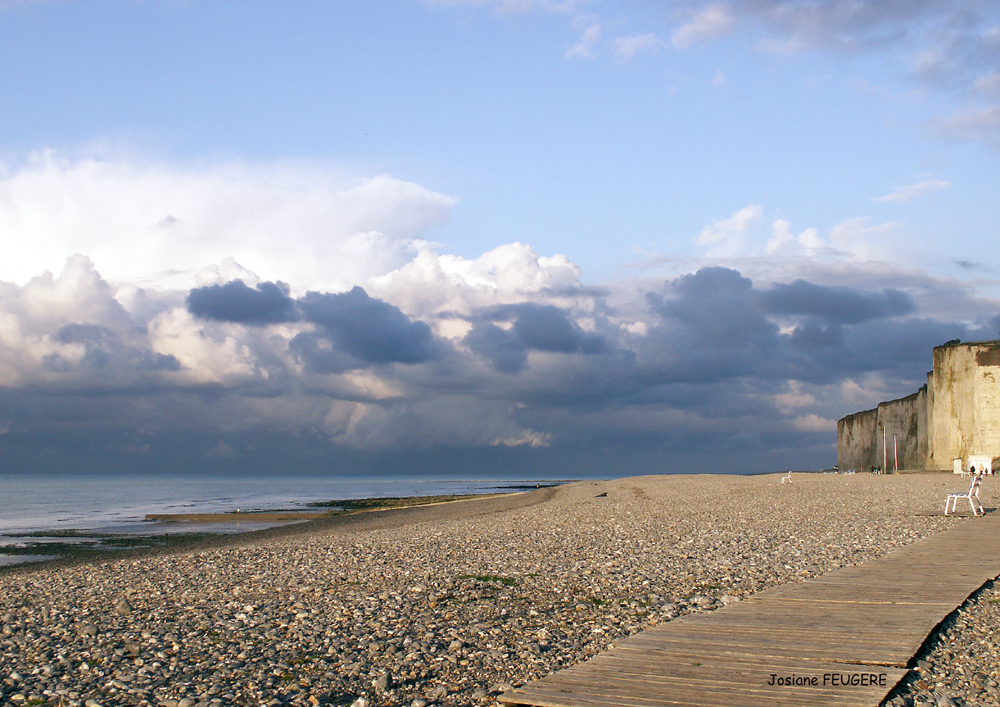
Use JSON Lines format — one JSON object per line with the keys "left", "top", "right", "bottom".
{"left": 501, "top": 513, "right": 1000, "bottom": 707}
{"left": 503, "top": 665, "right": 907, "bottom": 707}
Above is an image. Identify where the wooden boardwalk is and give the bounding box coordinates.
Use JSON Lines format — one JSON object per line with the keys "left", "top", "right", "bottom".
{"left": 500, "top": 512, "right": 1000, "bottom": 707}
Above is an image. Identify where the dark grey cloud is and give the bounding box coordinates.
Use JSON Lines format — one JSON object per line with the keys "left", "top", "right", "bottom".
{"left": 511, "top": 303, "right": 604, "bottom": 354}
{"left": 760, "top": 280, "right": 915, "bottom": 323}
{"left": 187, "top": 281, "right": 440, "bottom": 372}
{"left": 298, "top": 286, "right": 439, "bottom": 367}
{"left": 187, "top": 280, "right": 296, "bottom": 325}
{"left": 648, "top": 267, "right": 778, "bottom": 347}
{"left": 6, "top": 257, "right": 998, "bottom": 477}
{"left": 464, "top": 303, "right": 605, "bottom": 373}
{"left": 42, "top": 324, "right": 181, "bottom": 374}
{"left": 464, "top": 323, "right": 528, "bottom": 374}
{"left": 634, "top": 267, "right": 959, "bottom": 388}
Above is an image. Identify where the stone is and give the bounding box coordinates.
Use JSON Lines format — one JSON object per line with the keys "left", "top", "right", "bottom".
{"left": 116, "top": 599, "right": 133, "bottom": 615}
{"left": 372, "top": 673, "right": 391, "bottom": 692}
{"left": 427, "top": 685, "right": 448, "bottom": 701}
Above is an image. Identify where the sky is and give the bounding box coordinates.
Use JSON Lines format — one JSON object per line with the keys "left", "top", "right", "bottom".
{"left": 1, "top": 0, "right": 998, "bottom": 477}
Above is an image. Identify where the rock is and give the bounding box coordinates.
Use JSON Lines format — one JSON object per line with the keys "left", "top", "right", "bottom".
{"left": 719, "top": 595, "right": 740, "bottom": 605}
{"left": 427, "top": 685, "right": 448, "bottom": 701}
{"left": 116, "top": 599, "right": 133, "bottom": 615}
{"left": 178, "top": 699, "right": 196, "bottom": 707}
{"left": 372, "top": 672, "right": 391, "bottom": 692}
{"left": 349, "top": 698, "right": 369, "bottom": 707}
{"left": 410, "top": 700, "right": 427, "bottom": 707}
{"left": 77, "top": 624, "right": 97, "bottom": 638}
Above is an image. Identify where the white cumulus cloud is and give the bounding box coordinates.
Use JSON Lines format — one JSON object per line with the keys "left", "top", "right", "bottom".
{"left": 695, "top": 204, "right": 763, "bottom": 256}
{"left": 0, "top": 151, "right": 456, "bottom": 293}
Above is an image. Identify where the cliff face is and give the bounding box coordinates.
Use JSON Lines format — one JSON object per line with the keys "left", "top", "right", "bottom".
{"left": 837, "top": 341, "right": 999, "bottom": 471}
{"left": 928, "top": 341, "right": 1000, "bottom": 469}
{"left": 836, "top": 388, "right": 927, "bottom": 471}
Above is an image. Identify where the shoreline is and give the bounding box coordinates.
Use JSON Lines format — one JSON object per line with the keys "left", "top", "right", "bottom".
{"left": 0, "top": 487, "right": 563, "bottom": 568}
{"left": 0, "top": 490, "right": 554, "bottom": 573}
{"left": 0, "top": 473, "right": 992, "bottom": 707}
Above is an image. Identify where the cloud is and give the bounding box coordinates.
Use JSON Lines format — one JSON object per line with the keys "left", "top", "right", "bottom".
{"left": 792, "top": 413, "right": 836, "bottom": 432}
{"left": 491, "top": 429, "right": 552, "bottom": 447}
{"left": 766, "top": 218, "right": 824, "bottom": 254}
{"left": 828, "top": 216, "right": 899, "bottom": 258}
{"left": 297, "top": 287, "right": 440, "bottom": 367}
{"left": 0, "top": 255, "right": 183, "bottom": 387}
{"left": 694, "top": 204, "right": 763, "bottom": 255}
{"left": 566, "top": 23, "right": 601, "bottom": 58}
{"left": 612, "top": 33, "right": 662, "bottom": 61}
{"left": 728, "top": 1, "right": 983, "bottom": 54}
{"left": 186, "top": 278, "right": 443, "bottom": 373}
{"left": 973, "top": 70, "right": 1000, "bottom": 97}
{"left": 187, "top": 280, "right": 297, "bottom": 325}
{"left": 872, "top": 178, "right": 952, "bottom": 202}
{"left": 0, "top": 152, "right": 455, "bottom": 291}
{"left": 672, "top": 4, "right": 735, "bottom": 48}
{"left": 464, "top": 323, "right": 529, "bottom": 373}
{"left": 2, "top": 240, "right": 997, "bottom": 474}
{"left": 663, "top": 1, "right": 1000, "bottom": 147}
{"left": 464, "top": 302, "right": 604, "bottom": 372}
{"left": 932, "top": 105, "right": 1000, "bottom": 147}
{"left": 760, "top": 280, "right": 916, "bottom": 323}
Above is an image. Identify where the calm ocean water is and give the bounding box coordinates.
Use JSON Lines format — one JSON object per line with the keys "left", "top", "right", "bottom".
{"left": 0, "top": 472, "right": 569, "bottom": 535}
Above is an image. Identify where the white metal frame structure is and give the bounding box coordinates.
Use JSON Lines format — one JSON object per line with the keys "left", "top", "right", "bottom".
{"left": 945, "top": 473, "right": 985, "bottom": 516}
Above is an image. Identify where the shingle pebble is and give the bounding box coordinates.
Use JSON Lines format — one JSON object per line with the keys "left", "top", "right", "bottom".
{"left": 0, "top": 473, "right": 991, "bottom": 707}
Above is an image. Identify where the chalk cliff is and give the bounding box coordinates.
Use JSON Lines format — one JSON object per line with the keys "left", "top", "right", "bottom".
{"left": 837, "top": 341, "right": 1000, "bottom": 472}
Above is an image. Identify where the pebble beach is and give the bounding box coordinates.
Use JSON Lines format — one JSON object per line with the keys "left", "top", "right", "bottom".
{"left": 1, "top": 473, "right": 996, "bottom": 707}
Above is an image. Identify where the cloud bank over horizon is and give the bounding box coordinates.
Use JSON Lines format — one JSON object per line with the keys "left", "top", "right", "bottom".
{"left": 2, "top": 154, "right": 996, "bottom": 477}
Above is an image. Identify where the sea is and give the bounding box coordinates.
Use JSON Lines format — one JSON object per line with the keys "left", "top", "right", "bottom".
{"left": 0, "top": 471, "right": 572, "bottom": 537}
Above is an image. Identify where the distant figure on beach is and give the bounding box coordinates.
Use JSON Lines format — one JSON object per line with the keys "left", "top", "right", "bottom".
{"left": 781, "top": 471, "right": 792, "bottom": 484}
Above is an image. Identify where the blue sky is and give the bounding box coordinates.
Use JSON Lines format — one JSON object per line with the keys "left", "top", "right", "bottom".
{"left": 1, "top": 0, "right": 998, "bottom": 476}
